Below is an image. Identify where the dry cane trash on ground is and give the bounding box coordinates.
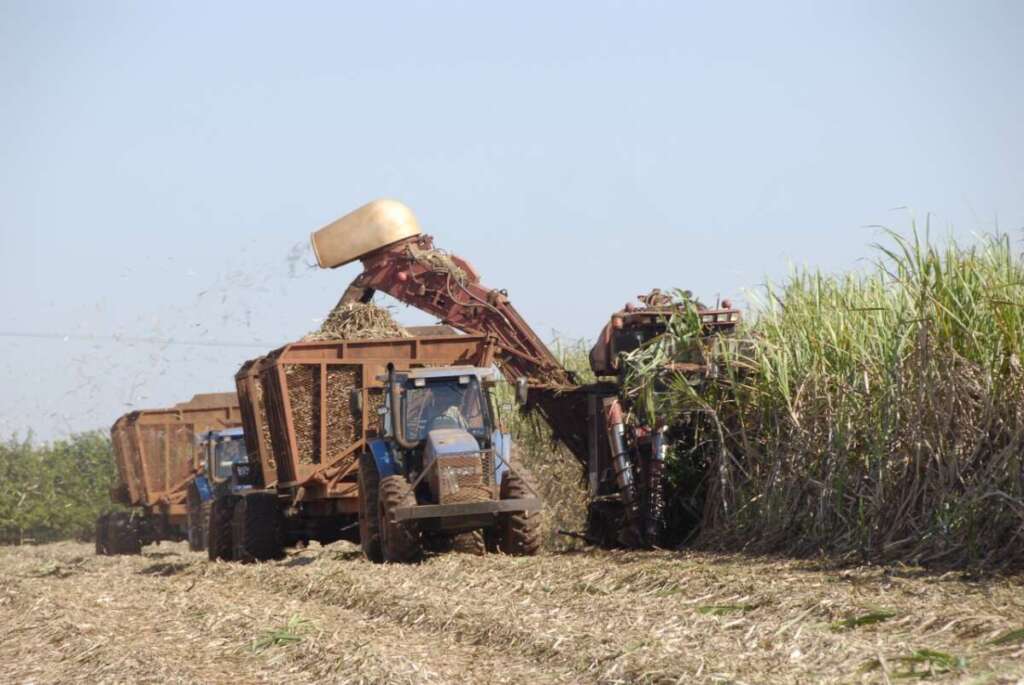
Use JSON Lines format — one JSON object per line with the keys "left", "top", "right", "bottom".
{"left": 1, "top": 541, "right": 1023, "bottom": 684}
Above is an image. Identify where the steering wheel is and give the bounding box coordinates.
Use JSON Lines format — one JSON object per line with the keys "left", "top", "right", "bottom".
{"left": 429, "top": 415, "right": 462, "bottom": 431}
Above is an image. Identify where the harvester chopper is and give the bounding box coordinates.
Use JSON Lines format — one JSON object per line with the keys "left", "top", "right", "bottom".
{"left": 310, "top": 199, "right": 741, "bottom": 547}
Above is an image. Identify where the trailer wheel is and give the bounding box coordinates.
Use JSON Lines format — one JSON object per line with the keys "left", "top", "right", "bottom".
{"left": 378, "top": 475, "right": 421, "bottom": 563}
{"left": 94, "top": 513, "right": 109, "bottom": 555}
{"left": 498, "top": 468, "right": 541, "bottom": 556}
{"left": 200, "top": 500, "right": 212, "bottom": 549}
{"left": 358, "top": 453, "right": 383, "bottom": 563}
{"left": 106, "top": 512, "right": 142, "bottom": 555}
{"left": 186, "top": 484, "right": 207, "bottom": 552}
{"left": 231, "top": 491, "right": 284, "bottom": 563}
{"left": 208, "top": 495, "right": 235, "bottom": 562}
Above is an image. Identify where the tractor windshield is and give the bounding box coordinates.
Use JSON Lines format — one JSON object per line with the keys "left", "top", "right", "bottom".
{"left": 402, "top": 377, "right": 489, "bottom": 442}
{"left": 213, "top": 437, "right": 247, "bottom": 480}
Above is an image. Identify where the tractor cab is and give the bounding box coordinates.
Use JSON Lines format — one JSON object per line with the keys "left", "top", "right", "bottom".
{"left": 357, "top": 363, "right": 540, "bottom": 563}
{"left": 399, "top": 367, "right": 493, "bottom": 443}
{"left": 196, "top": 427, "right": 258, "bottom": 491}
{"left": 381, "top": 366, "right": 506, "bottom": 499}
{"left": 198, "top": 427, "right": 250, "bottom": 483}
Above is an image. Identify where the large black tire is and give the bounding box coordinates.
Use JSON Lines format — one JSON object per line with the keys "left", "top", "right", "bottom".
{"left": 378, "top": 475, "right": 421, "bottom": 564}
{"left": 106, "top": 512, "right": 142, "bottom": 555}
{"left": 231, "top": 491, "right": 285, "bottom": 563}
{"left": 358, "top": 453, "right": 383, "bottom": 563}
{"left": 498, "top": 468, "right": 541, "bottom": 556}
{"left": 208, "top": 495, "right": 235, "bottom": 561}
{"left": 186, "top": 484, "right": 207, "bottom": 552}
{"left": 94, "top": 513, "right": 109, "bottom": 555}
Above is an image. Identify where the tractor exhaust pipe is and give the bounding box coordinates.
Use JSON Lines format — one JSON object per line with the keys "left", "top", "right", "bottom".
{"left": 388, "top": 365, "right": 419, "bottom": 450}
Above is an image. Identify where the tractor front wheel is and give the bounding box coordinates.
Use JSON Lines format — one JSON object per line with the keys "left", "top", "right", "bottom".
{"left": 378, "top": 475, "right": 421, "bottom": 563}
{"left": 207, "top": 495, "right": 235, "bottom": 561}
{"left": 231, "top": 491, "right": 284, "bottom": 563}
{"left": 498, "top": 468, "right": 541, "bottom": 556}
{"left": 358, "top": 453, "right": 383, "bottom": 563}
{"left": 186, "top": 484, "right": 207, "bottom": 552}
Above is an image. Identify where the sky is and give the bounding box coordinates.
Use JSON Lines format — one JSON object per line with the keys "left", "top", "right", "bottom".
{"left": 1, "top": 0, "right": 1022, "bottom": 440}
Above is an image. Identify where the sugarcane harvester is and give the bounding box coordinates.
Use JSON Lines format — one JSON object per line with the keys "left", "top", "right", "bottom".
{"left": 586, "top": 289, "right": 740, "bottom": 546}
{"left": 310, "top": 200, "right": 741, "bottom": 548}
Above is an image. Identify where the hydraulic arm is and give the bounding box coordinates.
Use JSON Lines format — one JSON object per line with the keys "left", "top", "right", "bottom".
{"left": 310, "top": 200, "right": 591, "bottom": 463}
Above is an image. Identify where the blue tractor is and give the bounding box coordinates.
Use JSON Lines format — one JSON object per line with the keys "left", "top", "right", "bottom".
{"left": 186, "top": 427, "right": 256, "bottom": 551}
{"left": 358, "top": 364, "right": 542, "bottom": 562}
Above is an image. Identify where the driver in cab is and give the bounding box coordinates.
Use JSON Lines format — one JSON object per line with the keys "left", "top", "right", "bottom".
{"left": 424, "top": 385, "right": 469, "bottom": 431}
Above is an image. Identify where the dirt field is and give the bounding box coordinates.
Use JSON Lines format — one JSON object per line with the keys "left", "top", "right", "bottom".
{"left": 1, "top": 542, "right": 1023, "bottom": 684}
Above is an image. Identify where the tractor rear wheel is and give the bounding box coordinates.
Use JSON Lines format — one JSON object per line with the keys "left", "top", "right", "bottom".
{"left": 94, "top": 513, "right": 109, "bottom": 555}
{"left": 378, "top": 475, "right": 421, "bottom": 563}
{"left": 231, "top": 491, "right": 284, "bottom": 563}
{"left": 207, "top": 495, "right": 235, "bottom": 561}
{"left": 186, "top": 484, "right": 206, "bottom": 552}
{"left": 358, "top": 453, "right": 383, "bottom": 563}
{"left": 498, "top": 468, "right": 541, "bottom": 556}
{"left": 106, "top": 512, "right": 142, "bottom": 555}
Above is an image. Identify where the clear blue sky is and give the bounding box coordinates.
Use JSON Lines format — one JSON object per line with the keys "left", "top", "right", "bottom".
{"left": 1, "top": 1, "right": 1022, "bottom": 439}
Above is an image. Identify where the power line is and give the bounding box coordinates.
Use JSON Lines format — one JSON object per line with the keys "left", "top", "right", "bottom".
{"left": 0, "top": 331, "right": 272, "bottom": 349}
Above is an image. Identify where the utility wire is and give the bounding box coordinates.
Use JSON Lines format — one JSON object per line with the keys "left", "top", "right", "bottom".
{"left": 0, "top": 331, "right": 272, "bottom": 349}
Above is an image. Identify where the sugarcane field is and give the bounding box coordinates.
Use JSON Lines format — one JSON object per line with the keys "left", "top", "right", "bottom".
{"left": 3, "top": 4, "right": 1024, "bottom": 684}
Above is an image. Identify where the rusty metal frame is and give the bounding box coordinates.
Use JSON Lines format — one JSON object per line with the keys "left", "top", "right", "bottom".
{"left": 234, "top": 357, "right": 279, "bottom": 488}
